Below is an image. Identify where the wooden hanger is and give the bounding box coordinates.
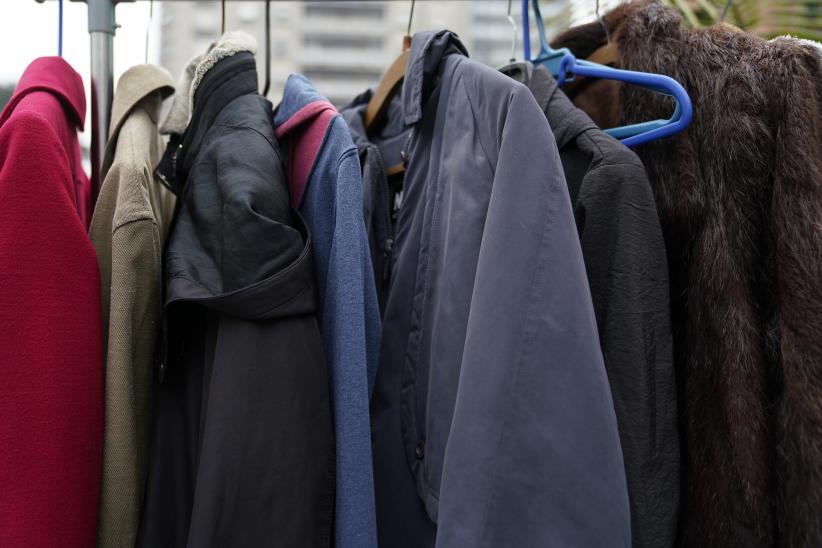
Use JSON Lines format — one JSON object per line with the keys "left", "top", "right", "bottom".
{"left": 364, "top": 35, "right": 411, "bottom": 133}
{"left": 364, "top": 0, "right": 415, "bottom": 141}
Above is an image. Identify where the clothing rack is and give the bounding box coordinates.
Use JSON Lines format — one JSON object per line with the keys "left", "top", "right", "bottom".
{"left": 37, "top": 0, "right": 119, "bottom": 198}
{"left": 65, "top": 0, "right": 127, "bottom": 201}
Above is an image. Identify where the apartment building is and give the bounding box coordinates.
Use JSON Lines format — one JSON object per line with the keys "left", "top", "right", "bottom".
{"left": 159, "top": 1, "right": 572, "bottom": 106}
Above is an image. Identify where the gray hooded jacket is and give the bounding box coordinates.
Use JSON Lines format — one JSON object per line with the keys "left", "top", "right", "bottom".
{"left": 342, "top": 31, "right": 630, "bottom": 548}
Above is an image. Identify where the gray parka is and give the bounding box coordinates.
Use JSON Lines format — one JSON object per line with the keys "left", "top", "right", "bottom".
{"left": 342, "top": 31, "right": 631, "bottom": 548}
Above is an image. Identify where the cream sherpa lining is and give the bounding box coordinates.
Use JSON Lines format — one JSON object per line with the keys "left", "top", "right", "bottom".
{"left": 160, "top": 31, "right": 258, "bottom": 135}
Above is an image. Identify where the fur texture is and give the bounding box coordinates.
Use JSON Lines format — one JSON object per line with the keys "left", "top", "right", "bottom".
{"left": 160, "top": 31, "right": 257, "bottom": 135}
{"left": 554, "top": 3, "right": 822, "bottom": 546}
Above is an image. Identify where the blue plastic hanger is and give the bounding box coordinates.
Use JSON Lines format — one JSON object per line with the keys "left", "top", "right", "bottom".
{"left": 58, "top": 0, "right": 63, "bottom": 56}
{"left": 522, "top": 0, "right": 692, "bottom": 147}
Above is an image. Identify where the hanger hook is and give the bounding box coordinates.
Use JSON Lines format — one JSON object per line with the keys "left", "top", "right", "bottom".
{"left": 262, "top": 0, "right": 271, "bottom": 97}
{"left": 720, "top": 0, "right": 733, "bottom": 22}
{"left": 58, "top": 0, "right": 63, "bottom": 56}
{"left": 595, "top": 0, "right": 610, "bottom": 44}
{"left": 145, "top": 0, "right": 153, "bottom": 64}
{"left": 507, "top": 0, "right": 517, "bottom": 63}
{"left": 406, "top": 0, "right": 416, "bottom": 38}
{"left": 221, "top": 0, "right": 226, "bottom": 35}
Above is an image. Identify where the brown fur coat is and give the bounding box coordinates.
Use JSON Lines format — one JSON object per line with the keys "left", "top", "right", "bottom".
{"left": 554, "top": 3, "right": 822, "bottom": 546}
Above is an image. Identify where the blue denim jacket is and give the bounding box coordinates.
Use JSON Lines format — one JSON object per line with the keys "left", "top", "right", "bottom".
{"left": 275, "top": 75, "right": 381, "bottom": 548}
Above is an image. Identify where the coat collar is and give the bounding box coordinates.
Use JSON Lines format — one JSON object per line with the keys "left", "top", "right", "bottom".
{"left": 273, "top": 75, "right": 337, "bottom": 207}
{"left": 160, "top": 31, "right": 257, "bottom": 136}
{"left": 0, "top": 56, "right": 85, "bottom": 129}
{"left": 109, "top": 64, "right": 174, "bottom": 141}
{"left": 273, "top": 74, "right": 332, "bottom": 128}
{"left": 102, "top": 64, "right": 174, "bottom": 177}
{"left": 156, "top": 48, "right": 259, "bottom": 196}
{"left": 528, "top": 66, "right": 598, "bottom": 149}
{"left": 401, "top": 30, "right": 468, "bottom": 125}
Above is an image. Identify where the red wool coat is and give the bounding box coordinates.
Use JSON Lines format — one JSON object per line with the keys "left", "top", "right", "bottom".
{"left": 0, "top": 57, "right": 103, "bottom": 548}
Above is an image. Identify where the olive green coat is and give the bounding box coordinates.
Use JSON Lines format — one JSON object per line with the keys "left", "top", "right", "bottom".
{"left": 88, "top": 64, "right": 174, "bottom": 548}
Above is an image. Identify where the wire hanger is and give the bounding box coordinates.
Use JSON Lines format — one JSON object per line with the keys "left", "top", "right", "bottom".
{"left": 262, "top": 0, "right": 271, "bottom": 96}
{"left": 221, "top": 0, "right": 226, "bottom": 35}
{"left": 499, "top": 0, "right": 533, "bottom": 83}
{"left": 507, "top": 0, "right": 517, "bottom": 63}
{"left": 145, "top": 0, "right": 153, "bottom": 64}
{"left": 720, "top": 0, "right": 733, "bottom": 22}
{"left": 364, "top": 0, "right": 415, "bottom": 136}
{"left": 523, "top": 0, "right": 693, "bottom": 147}
{"left": 58, "top": 0, "right": 63, "bottom": 56}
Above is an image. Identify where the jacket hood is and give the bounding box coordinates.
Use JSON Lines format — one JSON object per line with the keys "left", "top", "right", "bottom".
{"left": 103, "top": 64, "right": 174, "bottom": 176}
{"left": 160, "top": 31, "right": 257, "bottom": 135}
{"left": 166, "top": 214, "right": 316, "bottom": 321}
{"left": 0, "top": 56, "right": 85, "bottom": 129}
{"left": 273, "top": 74, "right": 337, "bottom": 206}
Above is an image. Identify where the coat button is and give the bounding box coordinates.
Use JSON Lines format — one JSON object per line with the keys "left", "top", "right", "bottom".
{"left": 158, "top": 361, "right": 167, "bottom": 382}
{"left": 415, "top": 441, "right": 425, "bottom": 460}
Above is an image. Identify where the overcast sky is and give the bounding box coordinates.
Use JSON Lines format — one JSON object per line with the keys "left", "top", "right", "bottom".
{"left": 1, "top": 0, "right": 160, "bottom": 85}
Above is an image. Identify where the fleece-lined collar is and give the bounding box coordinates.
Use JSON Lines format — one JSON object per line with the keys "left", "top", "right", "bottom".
{"left": 160, "top": 31, "right": 257, "bottom": 135}
{"left": 156, "top": 49, "right": 259, "bottom": 196}
{"left": 273, "top": 74, "right": 337, "bottom": 207}
{"left": 0, "top": 56, "right": 85, "bottom": 129}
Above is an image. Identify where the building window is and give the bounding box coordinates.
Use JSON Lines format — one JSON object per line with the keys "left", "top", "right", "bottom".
{"left": 303, "top": 67, "right": 382, "bottom": 81}
{"left": 302, "top": 35, "right": 383, "bottom": 49}
{"left": 304, "top": 3, "right": 385, "bottom": 19}
{"left": 237, "top": 4, "right": 258, "bottom": 23}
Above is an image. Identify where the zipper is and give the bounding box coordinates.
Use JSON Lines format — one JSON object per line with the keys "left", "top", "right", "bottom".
{"left": 171, "top": 142, "right": 182, "bottom": 175}
{"left": 382, "top": 236, "right": 394, "bottom": 281}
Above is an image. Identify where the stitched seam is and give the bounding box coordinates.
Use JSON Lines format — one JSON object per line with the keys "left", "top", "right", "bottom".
{"left": 337, "top": 145, "right": 358, "bottom": 171}
{"left": 111, "top": 216, "right": 157, "bottom": 233}
{"left": 458, "top": 67, "right": 495, "bottom": 174}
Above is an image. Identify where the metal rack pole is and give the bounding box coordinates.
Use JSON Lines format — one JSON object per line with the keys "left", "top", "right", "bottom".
{"left": 84, "top": 0, "right": 117, "bottom": 201}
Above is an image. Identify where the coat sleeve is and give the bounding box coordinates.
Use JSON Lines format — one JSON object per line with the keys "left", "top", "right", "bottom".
{"left": 771, "top": 44, "right": 822, "bottom": 547}
{"left": 322, "top": 143, "right": 379, "bottom": 547}
{"left": 94, "top": 160, "right": 165, "bottom": 548}
{"left": 0, "top": 113, "right": 103, "bottom": 548}
{"left": 434, "top": 85, "right": 631, "bottom": 547}
{"left": 578, "top": 162, "right": 679, "bottom": 547}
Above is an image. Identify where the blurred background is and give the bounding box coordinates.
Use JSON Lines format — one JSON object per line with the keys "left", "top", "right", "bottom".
{"left": 1, "top": 0, "right": 820, "bottom": 145}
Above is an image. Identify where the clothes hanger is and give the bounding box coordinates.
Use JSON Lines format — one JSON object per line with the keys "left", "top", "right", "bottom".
{"left": 145, "top": 0, "right": 153, "bottom": 64}
{"left": 221, "top": 0, "right": 226, "bottom": 35}
{"left": 524, "top": 0, "right": 693, "bottom": 147}
{"left": 262, "top": 0, "right": 271, "bottom": 97}
{"left": 58, "top": 0, "right": 63, "bottom": 56}
{"left": 498, "top": 0, "right": 533, "bottom": 83}
{"left": 364, "top": 0, "right": 415, "bottom": 135}
{"left": 720, "top": 0, "right": 733, "bottom": 22}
